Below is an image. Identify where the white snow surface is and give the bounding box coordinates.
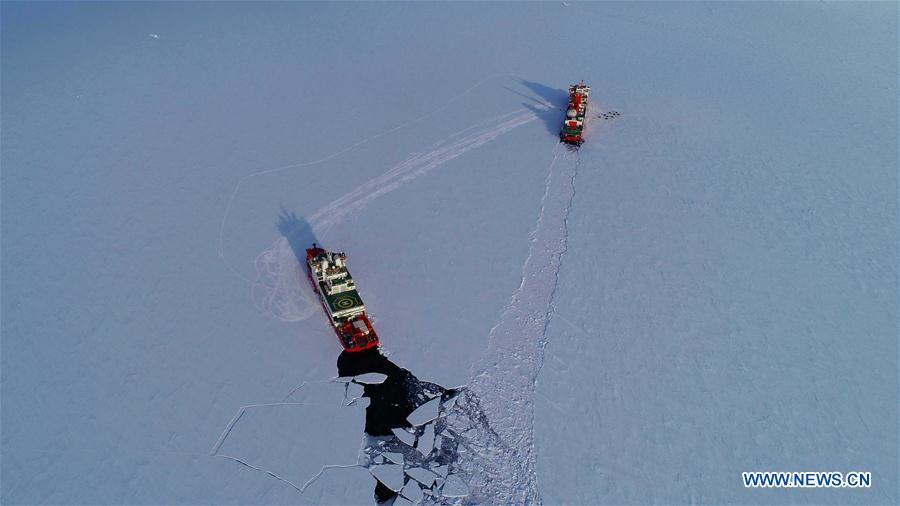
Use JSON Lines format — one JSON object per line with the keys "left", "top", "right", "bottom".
{"left": 2, "top": 2, "right": 897, "bottom": 505}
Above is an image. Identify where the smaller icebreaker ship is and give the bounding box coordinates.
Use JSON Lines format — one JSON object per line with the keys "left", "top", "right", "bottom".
{"left": 560, "top": 80, "right": 591, "bottom": 145}
{"left": 306, "top": 244, "right": 380, "bottom": 352}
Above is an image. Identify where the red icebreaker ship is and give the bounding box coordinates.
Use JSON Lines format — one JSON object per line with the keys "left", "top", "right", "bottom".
{"left": 306, "top": 245, "right": 380, "bottom": 352}
{"left": 560, "top": 81, "right": 591, "bottom": 145}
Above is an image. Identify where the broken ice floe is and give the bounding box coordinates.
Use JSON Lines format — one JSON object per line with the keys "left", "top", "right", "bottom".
{"left": 416, "top": 424, "right": 435, "bottom": 457}
{"left": 382, "top": 452, "right": 404, "bottom": 465}
{"left": 344, "top": 381, "right": 365, "bottom": 405}
{"left": 433, "top": 435, "right": 444, "bottom": 454}
{"left": 369, "top": 463, "right": 404, "bottom": 492}
{"left": 442, "top": 393, "right": 459, "bottom": 411}
{"left": 405, "top": 466, "right": 437, "bottom": 488}
{"left": 407, "top": 397, "right": 440, "bottom": 426}
{"left": 392, "top": 427, "right": 417, "bottom": 446}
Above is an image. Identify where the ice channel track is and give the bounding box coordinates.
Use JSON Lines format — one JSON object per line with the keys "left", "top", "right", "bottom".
{"left": 445, "top": 145, "right": 580, "bottom": 504}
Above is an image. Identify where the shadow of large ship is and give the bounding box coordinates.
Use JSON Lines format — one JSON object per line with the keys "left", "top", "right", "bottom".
{"left": 514, "top": 79, "right": 569, "bottom": 136}
{"left": 277, "top": 207, "right": 318, "bottom": 260}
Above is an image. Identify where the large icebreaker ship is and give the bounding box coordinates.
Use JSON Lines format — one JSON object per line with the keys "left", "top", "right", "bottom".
{"left": 306, "top": 245, "right": 380, "bottom": 352}
{"left": 560, "top": 80, "right": 591, "bottom": 145}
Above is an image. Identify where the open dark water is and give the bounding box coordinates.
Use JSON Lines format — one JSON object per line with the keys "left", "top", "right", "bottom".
{"left": 337, "top": 348, "right": 460, "bottom": 503}
{"left": 338, "top": 348, "right": 455, "bottom": 436}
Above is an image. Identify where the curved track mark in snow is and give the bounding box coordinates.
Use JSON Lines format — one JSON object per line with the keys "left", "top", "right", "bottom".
{"left": 217, "top": 73, "right": 526, "bottom": 284}
{"left": 309, "top": 109, "right": 536, "bottom": 236}
{"left": 250, "top": 238, "right": 320, "bottom": 322}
